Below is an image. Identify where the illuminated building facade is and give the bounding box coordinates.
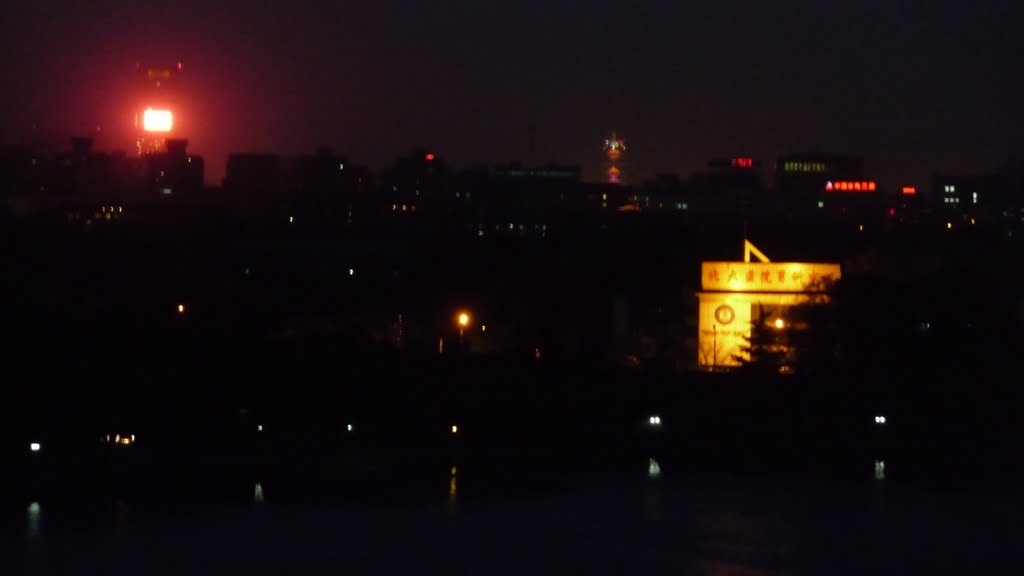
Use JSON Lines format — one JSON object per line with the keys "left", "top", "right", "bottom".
{"left": 603, "top": 132, "right": 626, "bottom": 185}
{"left": 135, "top": 62, "right": 182, "bottom": 156}
{"left": 697, "top": 240, "right": 840, "bottom": 369}
{"left": 686, "top": 157, "right": 766, "bottom": 214}
{"left": 774, "top": 153, "right": 864, "bottom": 212}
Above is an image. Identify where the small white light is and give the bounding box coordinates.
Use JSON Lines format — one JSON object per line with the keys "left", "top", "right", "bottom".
{"left": 257, "top": 424, "right": 263, "bottom": 432}
{"left": 649, "top": 416, "right": 661, "bottom": 426}
{"left": 875, "top": 416, "right": 886, "bottom": 425}
{"left": 451, "top": 425, "right": 458, "bottom": 434}
{"left": 29, "top": 442, "right": 41, "bottom": 452}
{"left": 348, "top": 268, "right": 354, "bottom": 276}
{"left": 288, "top": 216, "right": 294, "bottom": 223}
{"left": 346, "top": 424, "right": 353, "bottom": 432}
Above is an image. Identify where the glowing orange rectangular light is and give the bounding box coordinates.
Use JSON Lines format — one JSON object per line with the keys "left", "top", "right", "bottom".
{"left": 902, "top": 186, "right": 916, "bottom": 195}
{"left": 143, "top": 109, "right": 173, "bottom": 132}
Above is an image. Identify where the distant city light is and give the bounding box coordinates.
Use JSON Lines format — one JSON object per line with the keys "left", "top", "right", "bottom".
{"left": 347, "top": 424, "right": 353, "bottom": 432}
{"left": 425, "top": 153, "right": 435, "bottom": 161}
{"left": 29, "top": 442, "right": 41, "bottom": 452}
{"left": 947, "top": 222, "right": 952, "bottom": 229}
{"left": 731, "top": 157, "right": 753, "bottom": 168}
{"left": 875, "top": 415, "right": 887, "bottom": 425}
{"left": 648, "top": 415, "right": 661, "bottom": 426}
{"left": 257, "top": 424, "right": 263, "bottom": 432}
{"left": 902, "top": 186, "right": 916, "bottom": 195}
{"left": 874, "top": 460, "right": 886, "bottom": 480}
{"left": 451, "top": 425, "right": 458, "bottom": 434}
{"left": 288, "top": 216, "right": 294, "bottom": 223}
{"left": 457, "top": 312, "right": 470, "bottom": 327}
{"left": 348, "top": 268, "right": 354, "bottom": 276}
{"left": 177, "top": 303, "right": 185, "bottom": 314}
{"left": 142, "top": 109, "right": 173, "bottom": 132}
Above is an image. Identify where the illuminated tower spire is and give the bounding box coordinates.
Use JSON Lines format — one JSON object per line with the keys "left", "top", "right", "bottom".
{"left": 603, "top": 131, "right": 626, "bottom": 184}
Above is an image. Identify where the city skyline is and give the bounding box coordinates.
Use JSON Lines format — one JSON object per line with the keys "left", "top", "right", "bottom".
{"left": 2, "top": 0, "right": 1023, "bottom": 185}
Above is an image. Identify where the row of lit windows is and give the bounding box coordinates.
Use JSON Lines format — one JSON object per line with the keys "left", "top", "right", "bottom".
{"left": 783, "top": 161, "right": 827, "bottom": 173}
{"left": 944, "top": 192, "right": 979, "bottom": 204}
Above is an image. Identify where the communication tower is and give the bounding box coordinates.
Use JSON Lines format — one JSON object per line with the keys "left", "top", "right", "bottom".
{"left": 603, "top": 132, "right": 626, "bottom": 184}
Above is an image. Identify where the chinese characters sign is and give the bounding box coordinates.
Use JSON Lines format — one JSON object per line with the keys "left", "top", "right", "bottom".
{"left": 701, "top": 262, "right": 841, "bottom": 293}
{"left": 826, "top": 181, "right": 876, "bottom": 192}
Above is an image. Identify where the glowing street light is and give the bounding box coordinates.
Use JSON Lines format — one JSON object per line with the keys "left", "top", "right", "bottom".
{"left": 774, "top": 318, "right": 785, "bottom": 329}
{"left": 29, "top": 442, "right": 41, "bottom": 453}
{"left": 456, "top": 311, "right": 471, "bottom": 344}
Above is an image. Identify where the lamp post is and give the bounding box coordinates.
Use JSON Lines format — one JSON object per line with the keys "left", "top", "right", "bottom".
{"left": 457, "top": 312, "right": 470, "bottom": 345}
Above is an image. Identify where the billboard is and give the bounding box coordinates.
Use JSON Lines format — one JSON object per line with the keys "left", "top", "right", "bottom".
{"left": 143, "top": 109, "right": 173, "bottom": 132}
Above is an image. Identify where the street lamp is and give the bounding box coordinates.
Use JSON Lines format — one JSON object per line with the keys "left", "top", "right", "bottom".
{"left": 456, "top": 311, "right": 471, "bottom": 344}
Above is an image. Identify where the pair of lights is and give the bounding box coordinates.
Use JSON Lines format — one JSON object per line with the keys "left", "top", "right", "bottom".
{"left": 875, "top": 415, "right": 887, "bottom": 425}
{"left": 30, "top": 442, "right": 41, "bottom": 452}
{"left": 648, "top": 415, "right": 662, "bottom": 426}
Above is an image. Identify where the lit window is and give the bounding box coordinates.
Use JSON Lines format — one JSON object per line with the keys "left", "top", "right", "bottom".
{"left": 818, "top": 201, "right": 825, "bottom": 208}
{"left": 972, "top": 192, "right": 978, "bottom": 204}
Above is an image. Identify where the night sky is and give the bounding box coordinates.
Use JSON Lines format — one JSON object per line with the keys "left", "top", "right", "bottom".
{"left": 3, "top": 0, "right": 1022, "bottom": 184}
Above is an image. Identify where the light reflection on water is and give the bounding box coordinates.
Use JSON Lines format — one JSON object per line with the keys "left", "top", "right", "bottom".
{"left": 648, "top": 458, "right": 662, "bottom": 479}
{"left": 7, "top": 462, "right": 1024, "bottom": 575}
{"left": 27, "top": 501, "right": 41, "bottom": 539}
{"left": 448, "top": 466, "right": 458, "bottom": 514}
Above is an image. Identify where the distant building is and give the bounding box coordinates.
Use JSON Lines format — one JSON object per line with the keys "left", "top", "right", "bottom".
{"left": 931, "top": 172, "right": 1018, "bottom": 224}
{"left": 774, "top": 153, "right": 865, "bottom": 213}
{"left": 686, "top": 157, "right": 766, "bottom": 214}
{"left": 147, "top": 139, "right": 203, "bottom": 197}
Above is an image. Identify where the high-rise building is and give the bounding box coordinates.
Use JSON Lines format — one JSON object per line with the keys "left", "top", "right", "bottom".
{"left": 134, "top": 62, "right": 183, "bottom": 156}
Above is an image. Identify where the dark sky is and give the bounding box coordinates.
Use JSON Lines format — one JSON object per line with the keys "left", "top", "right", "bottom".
{"left": 2, "top": 0, "right": 1022, "bottom": 184}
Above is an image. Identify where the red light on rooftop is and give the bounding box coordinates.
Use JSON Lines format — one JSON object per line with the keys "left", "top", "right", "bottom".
{"left": 425, "top": 153, "right": 435, "bottom": 161}
{"left": 732, "top": 157, "right": 753, "bottom": 168}
{"left": 902, "top": 186, "right": 916, "bottom": 195}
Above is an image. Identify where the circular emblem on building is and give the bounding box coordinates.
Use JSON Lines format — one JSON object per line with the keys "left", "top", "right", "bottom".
{"left": 714, "top": 305, "right": 735, "bottom": 325}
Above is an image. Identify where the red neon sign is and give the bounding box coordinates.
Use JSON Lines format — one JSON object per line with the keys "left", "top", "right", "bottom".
{"left": 731, "top": 157, "right": 753, "bottom": 168}
{"left": 902, "top": 186, "right": 916, "bottom": 195}
{"left": 425, "top": 153, "right": 435, "bottom": 161}
{"left": 826, "top": 181, "right": 876, "bottom": 192}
